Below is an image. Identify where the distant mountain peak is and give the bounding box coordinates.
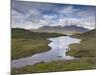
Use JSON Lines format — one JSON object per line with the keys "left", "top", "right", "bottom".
{"left": 38, "top": 25, "right": 89, "bottom": 32}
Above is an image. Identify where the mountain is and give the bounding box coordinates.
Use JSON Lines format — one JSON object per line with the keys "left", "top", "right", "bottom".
{"left": 30, "top": 25, "right": 90, "bottom": 35}
{"left": 39, "top": 25, "right": 89, "bottom": 32}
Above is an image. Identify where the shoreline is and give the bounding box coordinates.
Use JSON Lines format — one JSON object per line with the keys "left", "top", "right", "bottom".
{"left": 12, "top": 28, "right": 65, "bottom": 60}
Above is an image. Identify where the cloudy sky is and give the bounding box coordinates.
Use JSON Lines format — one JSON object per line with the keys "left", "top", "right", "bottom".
{"left": 11, "top": 0, "right": 96, "bottom": 29}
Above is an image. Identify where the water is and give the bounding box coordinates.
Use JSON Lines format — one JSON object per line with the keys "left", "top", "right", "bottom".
{"left": 11, "top": 36, "right": 81, "bottom": 68}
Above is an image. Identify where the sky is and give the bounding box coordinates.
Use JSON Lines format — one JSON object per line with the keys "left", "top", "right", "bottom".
{"left": 11, "top": 0, "right": 96, "bottom": 29}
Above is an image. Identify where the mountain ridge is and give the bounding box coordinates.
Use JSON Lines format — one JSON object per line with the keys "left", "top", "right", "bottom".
{"left": 38, "top": 25, "right": 89, "bottom": 32}
{"left": 30, "top": 25, "right": 90, "bottom": 35}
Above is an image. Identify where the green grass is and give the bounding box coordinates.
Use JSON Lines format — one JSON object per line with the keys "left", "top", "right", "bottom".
{"left": 12, "top": 38, "right": 51, "bottom": 60}
{"left": 67, "top": 29, "right": 96, "bottom": 70}
{"left": 12, "top": 28, "right": 65, "bottom": 39}
{"left": 11, "top": 57, "right": 95, "bottom": 75}
{"left": 11, "top": 29, "right": 96, "bottom": 75}
{"left": 68, "top": 29, "right": 96, "bottom": 57}
{"left": 68, "top": 38, "right": 96, "bottom": 57}
{"left": 12, "top": 28, "right": 65, "bottom": 60}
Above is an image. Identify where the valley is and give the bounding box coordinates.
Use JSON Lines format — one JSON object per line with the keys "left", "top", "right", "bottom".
{"left": 11, "top": 28, "right": 96, "bottom": 75}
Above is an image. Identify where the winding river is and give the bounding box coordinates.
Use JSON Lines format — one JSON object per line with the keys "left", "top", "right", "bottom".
{"left": 11, "top": 36, "right": 81, "bottom": 68}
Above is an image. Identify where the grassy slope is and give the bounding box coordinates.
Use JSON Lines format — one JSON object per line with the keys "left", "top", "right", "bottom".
{"left": 69, "top": 29, "right": 96, "bottom": 57}
{"left": 12, "top": 29, "right": 96, "bottom": 75}
{"left": 12, "top": 28, "right": 65, "bottom": 60}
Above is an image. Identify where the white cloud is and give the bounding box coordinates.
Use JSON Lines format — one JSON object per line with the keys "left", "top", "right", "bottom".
{"left": 12, "top": 1, "right": 96, "bottom": 29}
{"left": 58, "top": 18, "right": 80, "bottom": 26}
{"left": 26, "top": 9, "right": 41, "bottom": 18}
{"left": 53, "top": 17, "right": 95, "bottom": 29}
{"left": 11, "top": 8, "right": 43, "bottom": 29}
{"left": 24, "top": 23, "right": 41, "bottom": 29}
{"left": 59, "top": 6, "right": 75, "bottom": 14}
{"left": 43, "top": 15, "right": 55, "bottom": 20}
{"left": 57, "top": 6, "right": 96, "bottom": 29}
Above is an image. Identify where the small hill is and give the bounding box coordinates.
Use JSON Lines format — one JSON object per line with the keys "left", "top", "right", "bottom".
{"left": 80, "top": 29, "right": 96, "bottom": 37}
{"left": 69, "top": 29, "right": 96, "bottom": 57}
{"left": 71, "top": 29, "right": 96, "bottom": 38}
{"left": 12, "top": 28, "right": 65, "bottom": 39}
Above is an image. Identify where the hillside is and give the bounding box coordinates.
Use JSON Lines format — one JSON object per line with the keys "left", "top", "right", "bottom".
{"left": 12, "top": 28, "right": 65, "bottom": 60}
{"left": 12, "top": 28, "right": 65, "bottom": 39}
{"left": 71, "top": 29, "right": 96, "bottom": 38}
{"left": 69, "top": 29, "right": 96, "bottom": 57}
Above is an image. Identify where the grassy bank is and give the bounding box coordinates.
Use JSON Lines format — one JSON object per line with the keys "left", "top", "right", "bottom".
{"left": 67, "top": 29, "right": 96, "bottom": 69}
{"left": 12, "top": 57, "right": 95, "bottom": 75}
{"left": 11, "top": 29, "right": 96, "bottom": 75}
{"left": 12, "top": 28, "right": 65, "bottom": 60}
{"left": 12, "top": 38, "right": 51, "bottom": 60}
{"left": 69, "top": 29, "right": 96, "bottom": 57}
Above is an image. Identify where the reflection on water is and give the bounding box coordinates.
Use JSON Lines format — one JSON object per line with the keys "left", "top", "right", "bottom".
{"left": 11, "top": 36, "right": 81, "bottom": 68}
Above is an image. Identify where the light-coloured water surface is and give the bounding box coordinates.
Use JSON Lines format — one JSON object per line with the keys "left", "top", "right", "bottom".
{"left": 11, "top": 36, "right": 81, "bottom": 68}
